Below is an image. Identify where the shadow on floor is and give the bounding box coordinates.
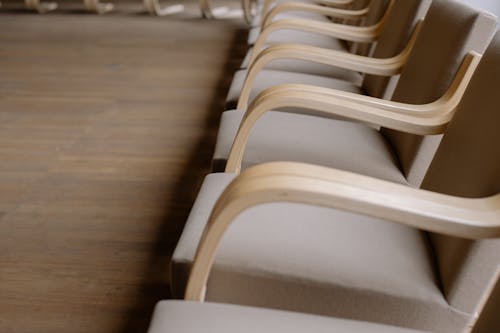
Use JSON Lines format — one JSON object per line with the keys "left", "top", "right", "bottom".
{"left": 118, "top": 27, "right": 248, "bottom": 333}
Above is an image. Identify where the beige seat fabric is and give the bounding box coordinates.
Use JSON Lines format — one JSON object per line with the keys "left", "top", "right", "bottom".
{"left": 420, "top": 31, "right": 500, "bottom": 327}
{"left": 148, "top": 301, "right": 429, "bottom": 333}
{"left": 212, "top": 111, "right": 406, "bottom": 185}
{"left": 172, "top": 29, "right": 500, "bottom": 333}
{"left": 171, "top": 173, "right": 467, "bottom": 332}
{"left": 227, "top": 0, "right": 429, "bottom": 108}
{"left": 226, "top": 69, "right": 363, "bottom": 109}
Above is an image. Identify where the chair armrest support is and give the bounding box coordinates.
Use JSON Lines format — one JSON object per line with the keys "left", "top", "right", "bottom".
{"left": 228, "top": 52, "right": 481, "bottom": 173}
{"left": 261, "top": 2, "right": 369, "bottom": 29}
{"left": 238, "top": 21, "right": 422, "bottom": 110}
{"left": 185, "top": 162, "right": 500, "bottom": 301}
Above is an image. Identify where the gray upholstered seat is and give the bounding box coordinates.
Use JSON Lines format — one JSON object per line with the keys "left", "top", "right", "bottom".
{"left": 148, "top": 301, "right": 429, "bottom": 333}
{"left": 172, "top": 30, "right": 500, "bottom": 333}
{"left": 212, "top": 111, "right": 406, "bottom": 184}
{"left": 217, "top": 0, "right": 497, "bottom": 189}
{"left": 172, "top": 173, "right": 459, "bottom": 330}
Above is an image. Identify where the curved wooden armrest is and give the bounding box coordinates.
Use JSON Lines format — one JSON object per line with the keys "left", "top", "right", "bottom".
{"left": 250, "top": 18, "right": 382, "bottom": 61}
{"left": 227, "top": 52, "right": 481, "bottom": 173}
{"left": 83, "top": 0, "right": 113, "bottom": 14}
{"left": 238, "top": 21, "right": 422, "bottom": 110}
{"left": 185, "top": 162, "right": 500, "bottom": 301}
{"left": 261, "top": 2, "right": 369, "bottom": 29}
{"left": 260, "top": 0, "right": 356, "bottom": 22}
{"left": 143, "top": 0, "right": 184, "bottom": 16}
{"left": 25, "top": 0, "right": 57, "bottom": 13}
{"left": 252, "top": 0, "right": 394, "bottom": 58}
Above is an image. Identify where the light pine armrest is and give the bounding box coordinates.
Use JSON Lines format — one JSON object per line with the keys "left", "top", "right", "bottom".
{"left": 260, "top": 0, "right": 356, "bottom": 20}
{"left": 250, "top": 18, "right": 383, "bottom": 62}
{"left": 261, "top": 3, "right": 369, "bottom": 29}
{"left": 185, "top": 162, "right": 500, "bottom": 301}
{"left": 238, "top": 21, "right": 422, "bottom": 110}
{"left": 253, "top": 0, "right": 394, "bottom": 59}
{"left": 227, "top": 52, "right": 482, "bottom": 173}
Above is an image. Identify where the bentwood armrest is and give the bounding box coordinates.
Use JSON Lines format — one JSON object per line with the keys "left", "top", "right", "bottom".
{"left": 238, "top": 22, "right": 423, "bottom": 110}
{"left": 228, "top": 52, "right": 481, "bottom": 173}
{"left": 260, "top": 0, "right": 357, "bottom": 20}
{"left": 261, "top": 2, "right": 369, "bottom": 29}
{"left": 251, "top": 18, "right": 384, "bottom": 57}
{"left": 184, "top": 162, "right": 500, "bottom": 301}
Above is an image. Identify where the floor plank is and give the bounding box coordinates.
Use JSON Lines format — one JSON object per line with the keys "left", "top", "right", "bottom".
{"left": 0, "top": 3, "right": 247, "bottom": 332}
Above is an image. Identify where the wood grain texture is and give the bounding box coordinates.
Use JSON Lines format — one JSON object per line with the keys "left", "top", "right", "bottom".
{"left": 0, "top": 2, "right": 247, "bottom": 332}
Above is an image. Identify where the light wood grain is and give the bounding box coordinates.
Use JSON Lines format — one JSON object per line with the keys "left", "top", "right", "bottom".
{"left": 261, "top": 2, "right": 369, "bottom": 29}
{"left": 0, "top": 4, "right": 247, "bottom": 333}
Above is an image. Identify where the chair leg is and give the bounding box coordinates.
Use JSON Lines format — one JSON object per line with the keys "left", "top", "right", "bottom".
{"left": 83, "top": 0, "right": 113, "bottom": 14}
{"left": 143, "top": 0, "right": 184, "bottom": 16}
{"left": 25, "top": 0, "right": 57, "bottom": 13}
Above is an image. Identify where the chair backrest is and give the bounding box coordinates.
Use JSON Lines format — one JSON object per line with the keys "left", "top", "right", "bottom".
{"left": 380, "top": 0, "right": 497, "bottom": 187}
{"left": 347, "top": 0, "right": 389, "bottom": 55}
{"left": 362, "top": 0, "right": 432, "bottom": 98}
{"left": 420, "top": 31, "right": 500, "bottom": 326}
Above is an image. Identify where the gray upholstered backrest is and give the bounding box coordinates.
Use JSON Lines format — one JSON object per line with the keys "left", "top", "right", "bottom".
{"left": 348, "top": 0, "right": 389, "bottom": 55}
{"left": 420, "top": 31, "right": 500, "bottom": 320}
{"left": 380, "top": 0, "right": 497, "bottom": 187}
{"left": 362, "top": 0, "right": 432, "bottom": 98}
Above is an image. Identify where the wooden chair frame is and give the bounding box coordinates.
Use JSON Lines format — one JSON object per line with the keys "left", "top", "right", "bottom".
{"left": 143, "top": 0, "right": 184, "bottom": 16}
{"left": 226, "top": 52, "right": 482, "bottom": 173}
{"left": 261, "top": 2, "right": 370, "bottom": 30}
{"left": 259, "top": 0, "right": 356, "bottom": 24}
{"left": 249, "top": 0, "right": 394, "bottom": 63}
{"left": 184, "top": 162, "right": 500, "bottom": 301}
{"left": 238, "top": 20, "right": 422, "bottom": 110}
{"left": 83, "top": 0, "right": 113, "bottom": 14}
{"left": 25, "top": 0, "right": 57, "bottom": 13}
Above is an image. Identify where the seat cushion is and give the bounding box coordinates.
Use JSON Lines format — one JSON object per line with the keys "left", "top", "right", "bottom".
{"left": 171, "top": 173, "right": 469, "bottom": 332}
{"left": 148, "top": 301, "right": 430, "bottom": 333}
{"left": 212, "top": 111, "right": 407, "bottom": 185}
{"left": 226, "top": 69, "right": 363, "bottom": 109}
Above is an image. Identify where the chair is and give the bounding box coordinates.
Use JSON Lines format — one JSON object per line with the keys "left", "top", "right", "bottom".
{"left": 214, "top": 0, "right": 496, "bottom": 190}
{"left": 171, "top": 30, "right": 500, "bottom": 332}
{"left": 227, "top": 0, "right": 429, "bottom": 109}
{"left": 236, "top": 0, "right": 393, "bottom": 83}
{"left": 24, "top": 0, "right": 57, "bottom": 13}
{"left": 148, "top": 301, "right": 430, "bottom": 333}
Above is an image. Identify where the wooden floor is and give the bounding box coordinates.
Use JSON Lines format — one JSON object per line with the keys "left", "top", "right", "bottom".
{"left": 0, "top": 3, "right": 247, "bottom": 332}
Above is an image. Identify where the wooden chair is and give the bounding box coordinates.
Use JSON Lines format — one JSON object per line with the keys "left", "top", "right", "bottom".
{"left": 214, "top": 0, "right": 496, "bottom": 190}
{"left": 83, "top": 0, "right": 113, "bottom": 14}
{"left": 238, "top": 0, "right": 392, "bottom": 82}
{"left": 24, "top": 0, "right": 57, "bottom": 13}
{"left": 147, "top": 301, "right": 431, "bottom": 333}
{"left": 171, "top": 30, "right": 500, "bottom": 332}
{"left": 227, "top": 0, "right": 429, "bottom": 109}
